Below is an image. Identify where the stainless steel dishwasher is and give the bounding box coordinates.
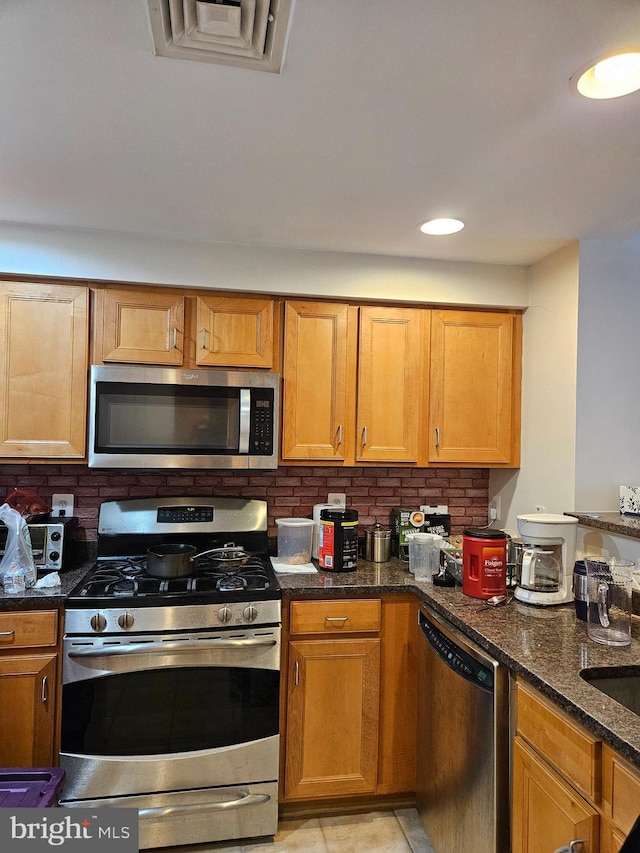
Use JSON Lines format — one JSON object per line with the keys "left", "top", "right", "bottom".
{"left": 416, "top": 605, "right": 510, "bottom": 853}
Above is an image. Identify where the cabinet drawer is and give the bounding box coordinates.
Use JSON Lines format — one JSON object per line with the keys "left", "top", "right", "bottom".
{"left": 290, "top": 599, "right": 381, "bottom": 635}
{"left": 603, "top": 745, "right": 640, "bottom": 836}
{"left": 0, "top": 611, "right": 58, "bottom": 649}
{"left": 516, "top": 679, "right": 600, "bottom": 802}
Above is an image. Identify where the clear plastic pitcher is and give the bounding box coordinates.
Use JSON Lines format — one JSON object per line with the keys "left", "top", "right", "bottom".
{"left": 585, "top": 556, "right": 635, "bottom": 646}
{"left": 407, "top": 532, "right": 436, "bottom": 580}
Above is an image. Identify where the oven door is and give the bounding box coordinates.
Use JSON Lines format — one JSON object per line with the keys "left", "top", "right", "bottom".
{"left": 59, "top": 626, "right": 280, "bottom": 846}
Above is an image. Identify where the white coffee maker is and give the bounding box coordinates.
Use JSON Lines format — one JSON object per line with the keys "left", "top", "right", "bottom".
{"left": 514, "top": 513, "right": 578, "bottom": 606}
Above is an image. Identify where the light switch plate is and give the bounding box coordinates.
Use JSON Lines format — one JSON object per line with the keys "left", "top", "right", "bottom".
{"left": 51, "top": 493, "right": 74, "bottom": 518}
{"left": 327, "top": 492, "right": 346, "bottom": 507}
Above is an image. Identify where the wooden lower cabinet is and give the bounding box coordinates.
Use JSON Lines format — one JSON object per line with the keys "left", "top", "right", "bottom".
{"left": 281, "top": 595, "right": 417, "bottom": 804}
{"left": 512, "top": 736, "right": 599, "bottom": 853}
{"left": 0, "top": 610, "right": 60, "bottom": 767}
{"left": 513, "top": 678, "right": 640, "bottom": 853}
{"left": 285, "top": 637, "right": 380, "bottom": 799}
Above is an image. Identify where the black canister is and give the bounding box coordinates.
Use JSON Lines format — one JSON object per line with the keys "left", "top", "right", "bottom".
{"left": 319, "top": 509, "right": 359, "bottom": 572}
{"left": 573, "top": 560, "right": 587, "bottom": 621}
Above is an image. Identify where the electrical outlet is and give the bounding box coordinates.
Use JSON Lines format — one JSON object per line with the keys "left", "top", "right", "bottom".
{"left": 51, "top": 493, "right": 74, "bottom": 518}
{"left": 489, "top": 496, "right": 501, "bottom": 522}
{"left": 327, "top": 492, "right": 346, "bottom": 507}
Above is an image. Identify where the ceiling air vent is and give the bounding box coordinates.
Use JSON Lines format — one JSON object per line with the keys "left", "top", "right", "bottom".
{"left": 147, "top": 0, "right": 295, "bottom": 73}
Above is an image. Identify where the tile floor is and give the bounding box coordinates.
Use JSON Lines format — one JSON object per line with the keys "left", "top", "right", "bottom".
{"left": 148, "top": 808, "right": 435, "bottom": 853}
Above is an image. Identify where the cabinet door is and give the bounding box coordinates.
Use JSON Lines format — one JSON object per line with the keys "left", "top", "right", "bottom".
{"left": 281, "top": 301, "right": 358, "bottom": 461}
{"left": 429, "top": 309, "right": 520, "bottom": 464}
{"left": 512, "top": 737, "right": 599, "bottom": 853}
{"left": 97, "top": 287, "right": 185, "bottom": 364}
{"left": 285, "top": 638, "right": 380, "bottom": 800}
{"left": 377, "top": 595, "right": 417, "bottom": 795}
{"left": 0, "top": 282, "right": 88, "bottom": 457}
{"left": 196, "top": 295, "right": 273, "bottom": 368}
{"left": 356, "top": 306, "right": 427, "bottom": 463}
{"left": 0, "top": 654, "right": 57, "bottom": 767}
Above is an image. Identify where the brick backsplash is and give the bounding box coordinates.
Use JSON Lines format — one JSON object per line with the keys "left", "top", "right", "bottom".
{"left": 0, "top": 464, "right": 490, "bottom": 540}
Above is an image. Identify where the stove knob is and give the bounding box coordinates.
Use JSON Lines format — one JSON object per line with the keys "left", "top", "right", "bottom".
{"left": 118, "top": 612, "right": 135, "bottom": 631}
{"left": 90, "top": 613, "right": 107, "bottom": 633}
{"left": 217, "top": 606, "right": 233, "bottom": 624}
{"left": 243, "top": 605, "right": 258, "bottom": 623}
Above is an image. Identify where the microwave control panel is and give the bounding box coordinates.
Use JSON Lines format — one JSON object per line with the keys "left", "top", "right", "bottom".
{"left": 250, "top": 389, "right": 275, "bottom": 455}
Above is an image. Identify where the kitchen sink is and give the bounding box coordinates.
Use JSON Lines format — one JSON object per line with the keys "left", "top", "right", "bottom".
{"left": 580, "top": 666, "right": 640, "bottom": 715}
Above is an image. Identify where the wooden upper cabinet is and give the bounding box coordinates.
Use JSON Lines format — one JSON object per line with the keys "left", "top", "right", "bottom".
{"left": 0, "top": 281, "right": 88, "bottom": 458}
{"left": 356, "top": 306, "right": 427, "bottom": 463}
{"left": 281, "top": 301, "right": 358, "bottom": 461}
{"left": 282, "top": 301, "right": 429, "bottom": 465}
{"left": 196, "top": 294, "right": 273, "bottom": 368}
{"left": 93, "top": 285, "right": 274, "bottom": 369}
{"left": 96, "top": 287, "right": 185, "bottom": 365}
{"left": 428, "top": 309, "right": 521, "bottom": 465}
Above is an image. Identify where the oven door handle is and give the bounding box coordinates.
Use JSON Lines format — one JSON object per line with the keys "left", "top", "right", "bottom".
{"left": 139, "top": 792, "right": 270, "bottom": 818}
{"left": 68, "top": 637, "right": 278, "bottom": 658}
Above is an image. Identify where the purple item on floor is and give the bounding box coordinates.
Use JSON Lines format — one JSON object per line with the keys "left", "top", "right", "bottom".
{"left": 0, "top": 769, "right": 65, "bottom": 807}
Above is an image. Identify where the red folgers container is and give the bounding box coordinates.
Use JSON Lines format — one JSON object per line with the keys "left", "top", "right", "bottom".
{"left": 462, "top": 528, "right": 507, "bottom": 599}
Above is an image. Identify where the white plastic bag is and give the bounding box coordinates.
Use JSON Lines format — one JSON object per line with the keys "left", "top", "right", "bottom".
{"left": 0, "top": 503, "right": 37, "bottom": 591}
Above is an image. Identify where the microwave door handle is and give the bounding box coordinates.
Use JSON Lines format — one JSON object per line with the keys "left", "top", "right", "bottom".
{"left": 239, "top": 389, "right": 250, "bottom": 454}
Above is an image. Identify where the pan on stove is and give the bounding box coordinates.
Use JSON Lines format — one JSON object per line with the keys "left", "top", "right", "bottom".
{"left": 146, "top": 542, "right": 252, "bottom": 578}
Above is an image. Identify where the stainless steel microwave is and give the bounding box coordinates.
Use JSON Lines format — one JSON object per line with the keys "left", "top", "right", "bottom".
{"left": 88, "top": 365, "right": 279, "bottom": 469}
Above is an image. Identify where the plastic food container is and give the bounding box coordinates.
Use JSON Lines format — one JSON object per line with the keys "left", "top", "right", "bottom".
{"left": 276, "top": 518, "right": 314, "bottom": 565}
{"left": 318, "top": 509, "right": 359, "bottom": 572}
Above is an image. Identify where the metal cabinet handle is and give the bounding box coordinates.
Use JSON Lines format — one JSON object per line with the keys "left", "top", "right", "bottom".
{"left": 172, "top": 328, "right": 178, "bottom": 349}
{"left": 337, "top": 425, "right": 343, "bottom": 446}
{"left": 325, "top": 616, "right": 349, "bottom": 622}
{"left": 41, "top": 675, "right": 48, "bottom": 704}
{"left": 0, "top": 630, "right": 15, "bottom": 641}
{"left": 362, "top": 426, "right": 368, "bottom": 447}
{"left": 435, "top": 427, "right": 440, "bottom": 448}
{"left": 201, "top": 328, "right": 206, "bottom": 349}
{"left": 294, "top": 661, "right": 299, "bottom": 686}
{"left": 553, "top": 841, "right": 584, "bottom": 853}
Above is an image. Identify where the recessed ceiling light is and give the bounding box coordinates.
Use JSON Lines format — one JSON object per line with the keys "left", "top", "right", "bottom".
{"left": 418, "top": 218, "right": 465, "bottom": 236}
{"left": 571, "top": 51, "right": 640, "bottom": 99}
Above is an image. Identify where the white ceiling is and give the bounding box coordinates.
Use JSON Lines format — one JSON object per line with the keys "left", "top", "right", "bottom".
{"left": 2, "top": 0, "right": 640, "bottom": 267}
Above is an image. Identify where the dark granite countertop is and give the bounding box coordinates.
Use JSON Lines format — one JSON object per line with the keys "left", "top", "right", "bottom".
{"left": 3, "top": 556, "right": 639, "bottom": 770}
{"left": 0, "top": 564, "right": 92, "bottom": 610}
{"left": 278, "top": 558, "right": 640, "bottom": 769}
{"left": 568, "top": 510, "right": 640, "bottom": 540}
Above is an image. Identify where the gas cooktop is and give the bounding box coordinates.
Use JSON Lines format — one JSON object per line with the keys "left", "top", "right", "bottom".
{"left": 65, "top": 497, "right": 281, "bottom": 611}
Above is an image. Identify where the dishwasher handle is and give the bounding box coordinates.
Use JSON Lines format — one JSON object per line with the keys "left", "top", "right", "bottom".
{"left": 419, "top": 609, "right": 494, "bottom": 693}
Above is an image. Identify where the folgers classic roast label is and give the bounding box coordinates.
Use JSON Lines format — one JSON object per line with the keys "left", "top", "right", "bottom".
{"left": 483, "top": 547, "right": 506, "bottom": 576}
{"left": 462, "top": 528, "right": 507, "bottom": 599}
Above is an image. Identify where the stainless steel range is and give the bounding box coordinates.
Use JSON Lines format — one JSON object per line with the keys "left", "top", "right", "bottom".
{"left": 59, "top": 497, "right": 281, "bottom": 850}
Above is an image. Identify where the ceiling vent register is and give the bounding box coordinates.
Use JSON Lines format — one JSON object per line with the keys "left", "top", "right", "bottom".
{"left": 147, "top": 0, "right": 294, "bottom": 73}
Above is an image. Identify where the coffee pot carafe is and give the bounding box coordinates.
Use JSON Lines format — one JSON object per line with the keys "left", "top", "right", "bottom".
{"left": 514, "top": 513, "right": 578, "bottom": 606}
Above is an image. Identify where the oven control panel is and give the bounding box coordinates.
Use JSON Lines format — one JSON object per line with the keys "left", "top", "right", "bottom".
{"left": 156, "top": 505, "right": 214, "bottom": 524}
{"left": 64, "top": 600, "right": 281, "bottom": 635}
